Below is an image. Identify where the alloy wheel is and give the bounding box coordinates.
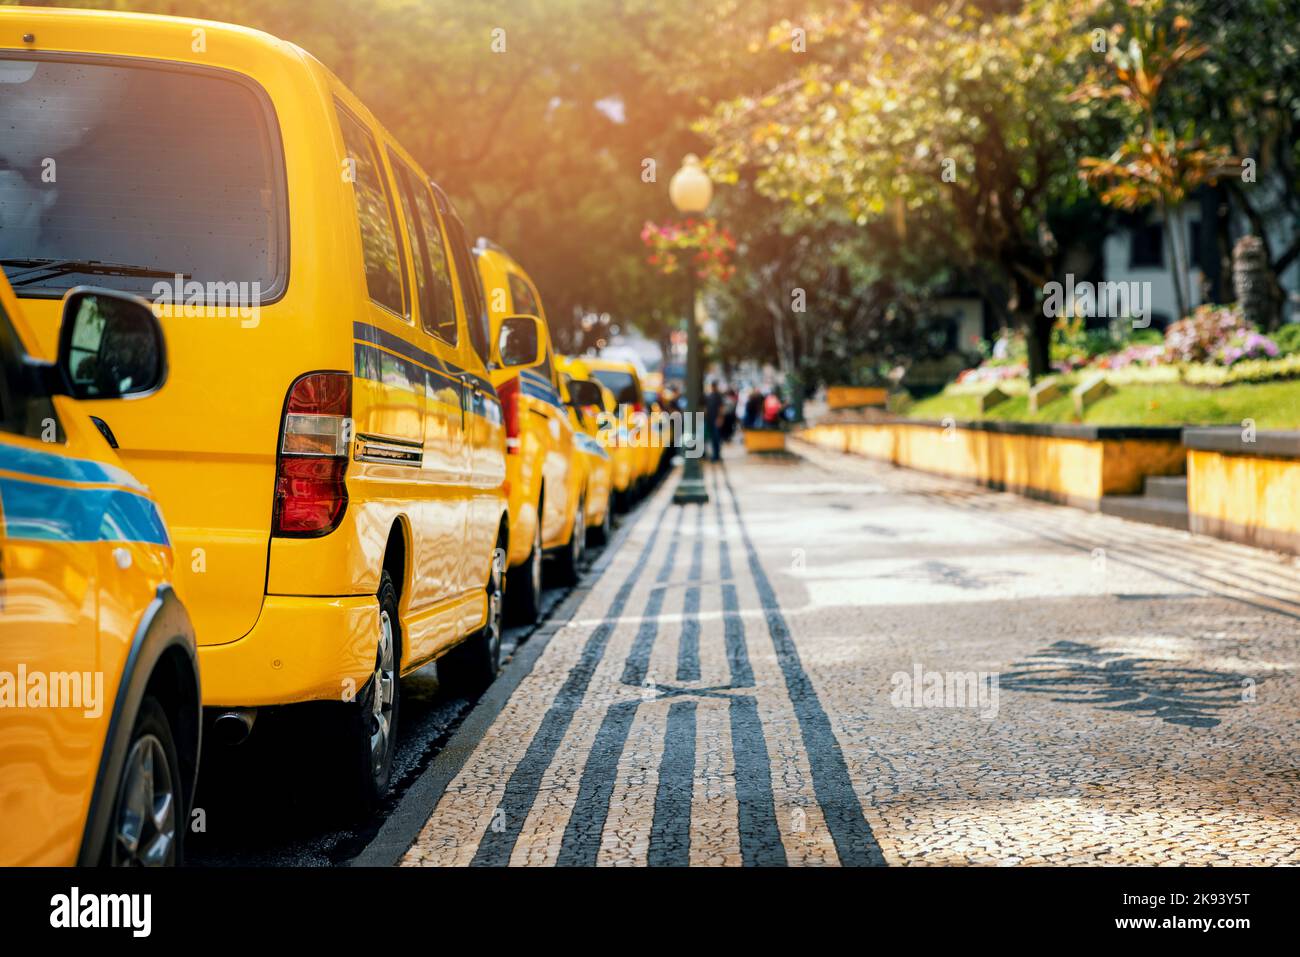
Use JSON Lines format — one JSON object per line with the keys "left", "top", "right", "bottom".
{"left": 369, "top": 609, "right": 396, "bottom": 779}
{"left": 112, "top": 734, "right": 177, "bottom": 866}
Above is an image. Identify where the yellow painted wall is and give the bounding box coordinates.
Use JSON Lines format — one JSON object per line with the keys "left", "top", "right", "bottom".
{"left": 826, "top": 386, "right": 889, "bottom": 410}
{"left": 745, "top": 430, "right": 788, "bottom": 453}
{"left": 800, "top": 423, "right": 1184, "bottom": 507}
{"left": 1187, "top": 449, "right": 1300, "bottom": 552}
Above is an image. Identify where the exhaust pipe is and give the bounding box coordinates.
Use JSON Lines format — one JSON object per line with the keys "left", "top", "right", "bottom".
{"left": 212, "top": 708, "right": 257, "bottom": 746}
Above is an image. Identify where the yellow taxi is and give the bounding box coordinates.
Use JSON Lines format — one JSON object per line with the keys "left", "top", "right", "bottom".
{"left": 0, "top": 6, "right": 540, "bottom": 813}
{"left": 473, "top": 241, "right": 586, "bottom": 618}
{"left": 0, "top": 273, "right": 201, "bottom": 866}
{"left": 580, "top": 356, "right": 662, "bottom": 501}
{"left": 556, "top": 364, "right": 615, "bottom": 545}
{"left": 557, "top": 355, "right": 640, "bottom": 509}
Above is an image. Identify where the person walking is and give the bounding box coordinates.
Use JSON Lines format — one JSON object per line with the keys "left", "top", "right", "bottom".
{"left": 762, "top": 391, "right": 782, "bottom": 429}
{"left": 704, "top": 380, "right": 725, "bottom": 462}
{"left": 744, "top": 389, "right": 764, "bottom": 431}
{"left": 721, "top": 388, "right": 739, "bottom": 444}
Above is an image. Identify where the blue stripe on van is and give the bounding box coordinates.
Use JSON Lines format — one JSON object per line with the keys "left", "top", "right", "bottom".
{"left": 353, "top": 321, "right": 495, "bottom": 394}
{"left": 0, "top": 475, "right": 169, "bottom": 546}
{"left": 352, "top": 342, "right": 504, "bottom": 426}
{"left": 574, "top": 432, "right": 610, "bottom": 459}
{"left": 519, "top": 377, "right": 564, "bottom": 411}
{"left": 0, "top": 443, "right": 146, "bottom": 492}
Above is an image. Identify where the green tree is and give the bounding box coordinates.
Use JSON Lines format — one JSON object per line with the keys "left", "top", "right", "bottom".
{"left": 701, "top": 0, "right": 1103, "bottom": 380}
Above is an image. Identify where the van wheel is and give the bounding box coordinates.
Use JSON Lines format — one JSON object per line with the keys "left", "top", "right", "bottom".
{"left": 507, "top": 510, "right": 543, "bottom": 624}
{"left": 555, "top": 494, "right": 585, "bottom": 585}
{"left": 105, "top": 696, "right": 184, "bottom": 866}
{"left": 589, "top": 495, "right": 612, "bottom": 546}
{"left": 439, "top": 544, "right": 505, "bottom": 693}
{"left": 338, "top": 570, "right": 401, "bottom": 818}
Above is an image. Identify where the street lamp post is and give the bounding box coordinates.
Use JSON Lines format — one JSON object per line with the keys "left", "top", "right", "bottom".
{"left": 669, "top": 154, "right": 712, "bottom": 505}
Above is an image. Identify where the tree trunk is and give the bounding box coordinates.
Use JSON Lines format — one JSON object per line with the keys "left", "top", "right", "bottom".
{"left": 1026, "top": 310, "right": 1054, "bottom": 383}
{"left": 1164, "top": 202, "right": 1190, "bottom": 322}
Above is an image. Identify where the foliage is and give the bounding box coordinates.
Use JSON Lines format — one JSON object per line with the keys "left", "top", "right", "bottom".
{"left": 910, "top": 377, "right": 1300, "bottom": 428}
{"left": 1074, "top": 0, "right": 1237, "bottom": 321}
{"left": 640, "top": 219, "right": 736, "bottom": 282}
{"left": 1273, "top": 324, "right": 1300, "bottom": 357}
{"left": 701, "top": 0, "right": 1106, "bottom": 380}
{"left": 1162, "top": 303, "right": 1254, "bottom": 363}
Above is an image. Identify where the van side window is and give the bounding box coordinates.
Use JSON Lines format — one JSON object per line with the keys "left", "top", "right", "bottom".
{"left": 0, "top": 302, "right": 59, "bottom": 441}
{"left": 391, "top": 159, "right": 458, "bottom": 345}
{"left": 337, "top": 106, "right": 407, "bottom": 317}
{"left": 443, "top": 213, "right": 491, "bottom": 365}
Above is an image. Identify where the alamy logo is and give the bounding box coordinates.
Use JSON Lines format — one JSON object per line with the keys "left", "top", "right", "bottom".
{"left": 151, "top": 274, "right": 261, "bottom": 328}
{"left": 595, "top": 408, "right": 706, "bottom": 459}
{"left": 890, "top": 664, "right": 999, "bottom": 720}
{"left": 1042, "top": 274, "right": 1153, "bottom": 328}
{"left": 0, "top": 665, "right": 102, "bottom": 718}
{"left": 50, "top": 888, "right": 151, "bottom": 937}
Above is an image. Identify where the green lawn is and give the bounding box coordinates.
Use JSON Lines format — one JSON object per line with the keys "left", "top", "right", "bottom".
{"left": 907, "top": 378, "right": 1300, "bottom": 429}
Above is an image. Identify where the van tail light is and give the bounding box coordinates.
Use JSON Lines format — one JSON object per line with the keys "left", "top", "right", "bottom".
{"left": 499, "top": 375, "right": 521, "bottom": 454}
{"left": 273, "top": 372, "right": 351, "bottom": 536}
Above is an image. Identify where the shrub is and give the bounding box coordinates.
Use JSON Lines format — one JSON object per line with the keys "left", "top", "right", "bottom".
{"left": 1163, "top": 304, "right": 1251, "bottom": 364}
{"left": 1274, "top": 323, "right": 1300, "bottom": 356}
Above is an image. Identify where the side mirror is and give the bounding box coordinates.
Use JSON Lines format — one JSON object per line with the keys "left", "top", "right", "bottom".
{"left": 495, "top": 314, "right": 545, "bottom": 370}
{"left": 56, "top": 288, "right": 166, "bottom": 399}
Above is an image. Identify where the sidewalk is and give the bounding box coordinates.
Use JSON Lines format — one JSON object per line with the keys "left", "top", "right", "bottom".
{"left": 382, "top": 444, "right": 1300, "bottom": 866}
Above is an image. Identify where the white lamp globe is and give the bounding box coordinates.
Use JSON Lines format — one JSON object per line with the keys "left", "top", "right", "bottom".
{"left": 669, "top": 154, "right": 713, "bottom": 213}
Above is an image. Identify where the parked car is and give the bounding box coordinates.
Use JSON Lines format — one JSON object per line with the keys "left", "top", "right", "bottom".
{"left": 473, "top": 240, "right": 585, "bottom": 614}
{"left": 556, "top": 363, "right": 615, "bottom": 545}
{"left": 558, "top": 356, "right": 639, "bottom": 509}
{"left": 583, "top": 356, "right": 660, "bottom": 499}
{"left": 0, "top": 6, "right": 529, "bottom": 814}
{"left": 0, "top": 273, "right": 200, "bottom": 865}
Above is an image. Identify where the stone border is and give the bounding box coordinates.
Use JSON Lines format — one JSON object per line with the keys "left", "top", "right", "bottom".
{"left": 895, "top": 418, "right": 1183, "bottom": 442}
{"left": 1183, "top": 427, "right": 1300, "bottom": 459}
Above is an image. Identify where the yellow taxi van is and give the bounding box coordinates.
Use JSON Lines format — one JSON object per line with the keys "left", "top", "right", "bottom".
{"left": 580, "top": 356, "right": 662, "bottom": 502}
{"left": 473, "top": 241, "right": 586, "bottom": 620}
{"left": 0, "top": 272, "right": 201, "bottom": 866}
{"left": 0, "top": 6, "right": 546, "bottom": 812}
{"left": 556, "top": 367, "right": 614, "bottom": 546}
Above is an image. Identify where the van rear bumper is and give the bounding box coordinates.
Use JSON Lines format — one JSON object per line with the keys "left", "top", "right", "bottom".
{"left": 198, "top": 594, "right": 380, "bottom": 707}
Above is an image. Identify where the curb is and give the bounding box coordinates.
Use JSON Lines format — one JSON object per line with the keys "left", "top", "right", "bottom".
{"left": 351, "top": 475, "right": 668, "bottom": 867}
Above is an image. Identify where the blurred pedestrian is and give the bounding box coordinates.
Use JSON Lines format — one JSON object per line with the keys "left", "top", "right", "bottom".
{"left": 763, "top": 391, "right": 782, "bottom": 428}
{"left": 721, "top": 388, "right": 739, "bottom": 444}
{"left": 704, "top": 380, "right": 724, "bottom": 462}
{"left": 744, "top": 389, "right": 764, "bottom": 431}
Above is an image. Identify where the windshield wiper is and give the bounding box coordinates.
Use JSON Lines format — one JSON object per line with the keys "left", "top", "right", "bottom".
{"left": 1, "top": 257, "right": 187, "bottom": 287}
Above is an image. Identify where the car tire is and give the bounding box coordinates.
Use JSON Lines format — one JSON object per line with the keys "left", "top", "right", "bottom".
{"left": 588, "top": 495, "right": 612, "bottom": 546}
{"left": 103, "top": 695, "right": 186, "bottom": 866}
{"left": 336, "top": 569, "right": 401, "bottom": 820}
{"left": 439, "top": 542, "right": 505, "bottom": 693}
{"left": 507, "top": 506, "right": 543, "bottom": 624}
{"left": 555, "top": 494, "right": 585, "bottom": 586}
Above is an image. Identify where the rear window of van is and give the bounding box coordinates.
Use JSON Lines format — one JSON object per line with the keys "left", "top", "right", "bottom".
{"left": 590, "top": 369, "right": 641, "bottom": 407}
{"left": 0, "top": 56, "right": 285, "bottom": 300}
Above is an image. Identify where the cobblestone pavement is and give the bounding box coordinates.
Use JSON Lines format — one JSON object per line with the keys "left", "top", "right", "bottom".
{"left": 400, "top": 442, "right": 1300, "bottom": 866}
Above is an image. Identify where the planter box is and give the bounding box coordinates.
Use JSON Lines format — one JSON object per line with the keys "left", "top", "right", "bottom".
{"left": 744, "top": 429, "right": 787, "bottom": 454}
{"left": 800, "top": 419, "right": 1184, "bottom": 509}
{"left": 1183, "top": 428, "right": 1300, "bottom": 554}
{"left": 826, "top": 386, "right": 888, "bottom": 410}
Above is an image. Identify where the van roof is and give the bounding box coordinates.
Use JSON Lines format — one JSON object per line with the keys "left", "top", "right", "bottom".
{"left": 2, "top": 5, "right": 312, "bottom": 61}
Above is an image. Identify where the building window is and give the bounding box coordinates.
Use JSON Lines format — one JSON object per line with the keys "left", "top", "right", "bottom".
{"left": 1129, "top": 221, "right": 1164, "bottom": 269}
